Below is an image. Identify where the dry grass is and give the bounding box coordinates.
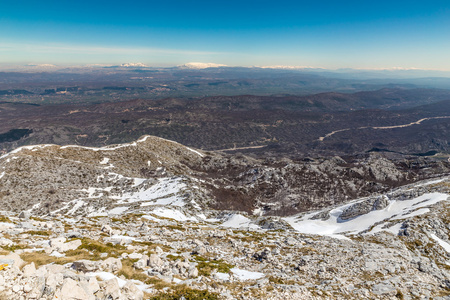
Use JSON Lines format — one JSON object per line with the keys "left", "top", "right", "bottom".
{"left": 22, "top": 230, "right": 51, "bottom": 236}
{"left": 19, "top": 239, "right": 130, "bottom": 267}
{"left": 117, "top": 258, "right": 149, "bottom": 281}
{"left": 0, "top": 215, "right": 12, "bottom": 223}
{"left": 78, "top": 238, "right": 129, "bottom": 257}
{"left": 20, "top": 251, "right": 73, "bottom": 267}
{"left": 192, "top": 255, "right": 233, "bottom": 276}
{"left": 144, "top": 277, "right": 172, "bottom": 289}
{"left": 148, "top": 285, "right": 220, "bottom": 300}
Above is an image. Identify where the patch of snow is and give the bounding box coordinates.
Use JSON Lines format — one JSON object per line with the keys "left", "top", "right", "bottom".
{"left": 67, "top": 200, "right": 85, "bottom": 215}
{"left": 132, "top": 178, "right": 146, "bottom": 187}
{"left": 215, "top": 272, "right": 230, "bottom": 281}
{"left": 151, "top": 208, "right": 197, "bottom": 222}
{"left": 185, "top": 147, "right": 204, "bottom": 157}
{"left": 172, "top": 278, "right": 182, "bottom": 284}
{"left": 140, "top": 195, "right": 185, "bottom": 207}
{"left": 430, "top": 233, "right": 450, "bottom": 253}
{"left": 116, "top": 177, "right": 187, "bottom": 205}
{"left": 369, "top": 222, "right": 403, "bottom": 235}
{"left": 417, "top": 177, "right": 448, "bottom": 186}
{"left": 99, "top": 157, "right": 110, "bottom": 165}
{"left": 81, "top": 186, "right": 113, "bottom": 198}
{"left": 108, "top": 207, "right": 128, "bottom": 215}
{"left": 231, "top": 268, "right": 265, "bottom": 280}
{"left": 284, "top": 192, "right": 449, "bottom": 236}
{"left": 392, "top": 208, "right": 430, "bottom": 220}
{"left": 0, "top": 171, "right": 4, "bottom": 179}
{"left": 87, "top": 272, "right": 127, "bottom": 287}
{"left": 50, "top": 251, "right": 65, "bottom": 257}
{"left": 142, "top": 215, "right": 161, "bottom": 223}
{"left": 110, "top": 235, "right": 137, "bottom": 242}
{"left": 221, "top": 214, "right": 259, "bottom": 229}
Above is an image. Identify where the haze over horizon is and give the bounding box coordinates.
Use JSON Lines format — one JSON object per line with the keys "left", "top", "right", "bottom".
{"left": 1, "top": 0, "right": 450, "bottom": 70}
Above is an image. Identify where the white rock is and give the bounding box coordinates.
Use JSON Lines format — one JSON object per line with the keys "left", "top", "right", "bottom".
{"left": 128, "top": 252, "right": 142, "bottom": 260}
{"left": 23, "top": 283, "right": 32, "bottom": 293}
{"left": 22, "top": 262, "right": 36, "bottom": 277}
{"left": 101, "top": 257, "right": 122, "bottom": 273}
{"left": 12, "top": 285, "right": 22, "bottom": 293}
{"left": 103, "top": 278, "right": 121, "bottom": 299}
{"left": 87, "top": 277, "right": 100, "bottom": 294}
{"left": 122, "top": 281, "right": 143, "bottom": 300}
{"left": 72, "top": 260, "right": 99, "bottom": 272}
{"left": 46, "top": 273, "right": 64, "bottom": 294}
{"left": 60, "top": 239, "right": 82, "bottom": 252}
{"left": 149, "top": 254, "right": 163, "bottom": 268}
{"left": 56, "top": 278, "right": 95, "bottom": 300}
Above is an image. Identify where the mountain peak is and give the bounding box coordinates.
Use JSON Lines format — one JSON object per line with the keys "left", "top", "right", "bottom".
{"left": 178, "top": 62, "right": 227, "bottom": 69}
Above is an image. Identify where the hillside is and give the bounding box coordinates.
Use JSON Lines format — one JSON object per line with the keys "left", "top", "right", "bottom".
{"left": 0, "top": 136, "right": 449, "bottom": 299}
{"left": 1, "top": 89, "right": 450, "bottom": 158}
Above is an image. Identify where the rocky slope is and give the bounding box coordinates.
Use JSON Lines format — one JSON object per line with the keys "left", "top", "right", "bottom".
{"left": 1, "top": 136, "right": 450, "bottom": 299}
{"left": 0, "top": 176, "right": 449, "bottom": 299}
{"left": 0, "top": 135, "right": 449, "bottom": 217}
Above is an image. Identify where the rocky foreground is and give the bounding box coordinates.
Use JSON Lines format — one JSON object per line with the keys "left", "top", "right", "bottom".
{"left": 0, "top": 176, "right": 449, "bottom": 299}
{"left": 0, "top": 136, "right": 450, "bottom": 299}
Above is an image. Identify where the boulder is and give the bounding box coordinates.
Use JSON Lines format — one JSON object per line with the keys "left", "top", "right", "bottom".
{"left": 22, "top": 262, "right": 36, "bottom": 277}
{"left": 72, "top": 260, "right": 99, "bottom": 273}
{"left": 103, "top": 278, "right": 121, "bottom": 300}
{"left": 122, "top": 281, "right": 144, "bottom": 300}
{"left": 56, "top": 278, "right": 95, "bottom": 300}
{"left": 148, "top": 254, "right": 163, "bottom": 268}
{"left": 100, "top": 257, "right": 122, "bottom": 273}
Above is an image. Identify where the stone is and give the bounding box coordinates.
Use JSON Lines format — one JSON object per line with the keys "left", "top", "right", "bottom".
{"left": 0, "top": 253, "right": 25, "bottom": 269}
{"left": 128, "top": 252, "right": 142, "bottom": 260}
{"left": 60, "top": 239, "right": 82, "bottom": 252}
{"left": 18, "top": 211, "right": 31, "bottom": 219}
{"left": 56, "top": 278, "right": 94, "bottom": 300}
{"left": 103, "top": 278, "right": 121, "bottom": 300}
{"left": 148, "top": 254, "right": 163, "bottom": 268}
{"left": 101, "top": 224, "right": 113, "bottom": 235}
{"left": 22, "top": 262, "right": 36, "bottom": 277}
{"left": 12, "top": 285, "right": 22, "bottom": 293}
{"left": 46, "top": 273, "right": 64, "bottom": 295}
{"left": 122, "top": 281, "right": 144, "bottom": 300}
{"left": 188, "top": 267, "right": 198, "bottom": 278}
{"left": 192, "top": 245, "right": 207, "bottom": 256}
{"left": 372, "top": 283, "right": 396, "bottom": 295}
{"left": 101, "top": 257, "right": 122, "bottom": 273}
{"left": 23, "top": 283, "right": 32, "bottom": 293}
{"left": 72, "top": 260, "right": 99, "bottom": 272}
{"left": 133, "top": 256, "right": 149, "bottom": 270}
{"left": 65, "top": 231, "right": 82, "bottom": 239}
{"left": 87, "top": 277, "right": 100, "bottom": 294}
{"left": 0, "top": 237, "right": 13, "bottom": 247}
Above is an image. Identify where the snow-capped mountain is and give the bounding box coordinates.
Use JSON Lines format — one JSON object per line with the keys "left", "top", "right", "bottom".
{"left": 178, "top": 62, "right": 227, "bottom": 69}
{"left": 120, "top": 62, "right": 148, "bottom": 67}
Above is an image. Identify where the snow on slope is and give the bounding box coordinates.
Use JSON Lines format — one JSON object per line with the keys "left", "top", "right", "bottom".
{"left": 430, "top": 233, "right": 450, "bottom": 253}
{"left": 284, "top": 192, "right": 449, "bottom": 236}
{"left": 115, "top": 177, "right": 187, "bottom": 206}
{"left": 221, "top": 214, "right": 260, "bottom": 229}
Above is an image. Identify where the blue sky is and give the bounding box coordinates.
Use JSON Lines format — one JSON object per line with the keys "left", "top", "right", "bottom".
{"left": 1, "top": 0, "right": 450, "bottom": 69}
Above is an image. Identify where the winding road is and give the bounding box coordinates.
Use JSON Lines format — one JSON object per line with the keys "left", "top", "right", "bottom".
{"left": 318, "top": 116, "right": 450, "bottom": 142}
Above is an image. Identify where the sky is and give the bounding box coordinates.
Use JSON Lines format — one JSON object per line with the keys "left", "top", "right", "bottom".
{"left": 1, "top": 0, "right": 450, "bottom": 70}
